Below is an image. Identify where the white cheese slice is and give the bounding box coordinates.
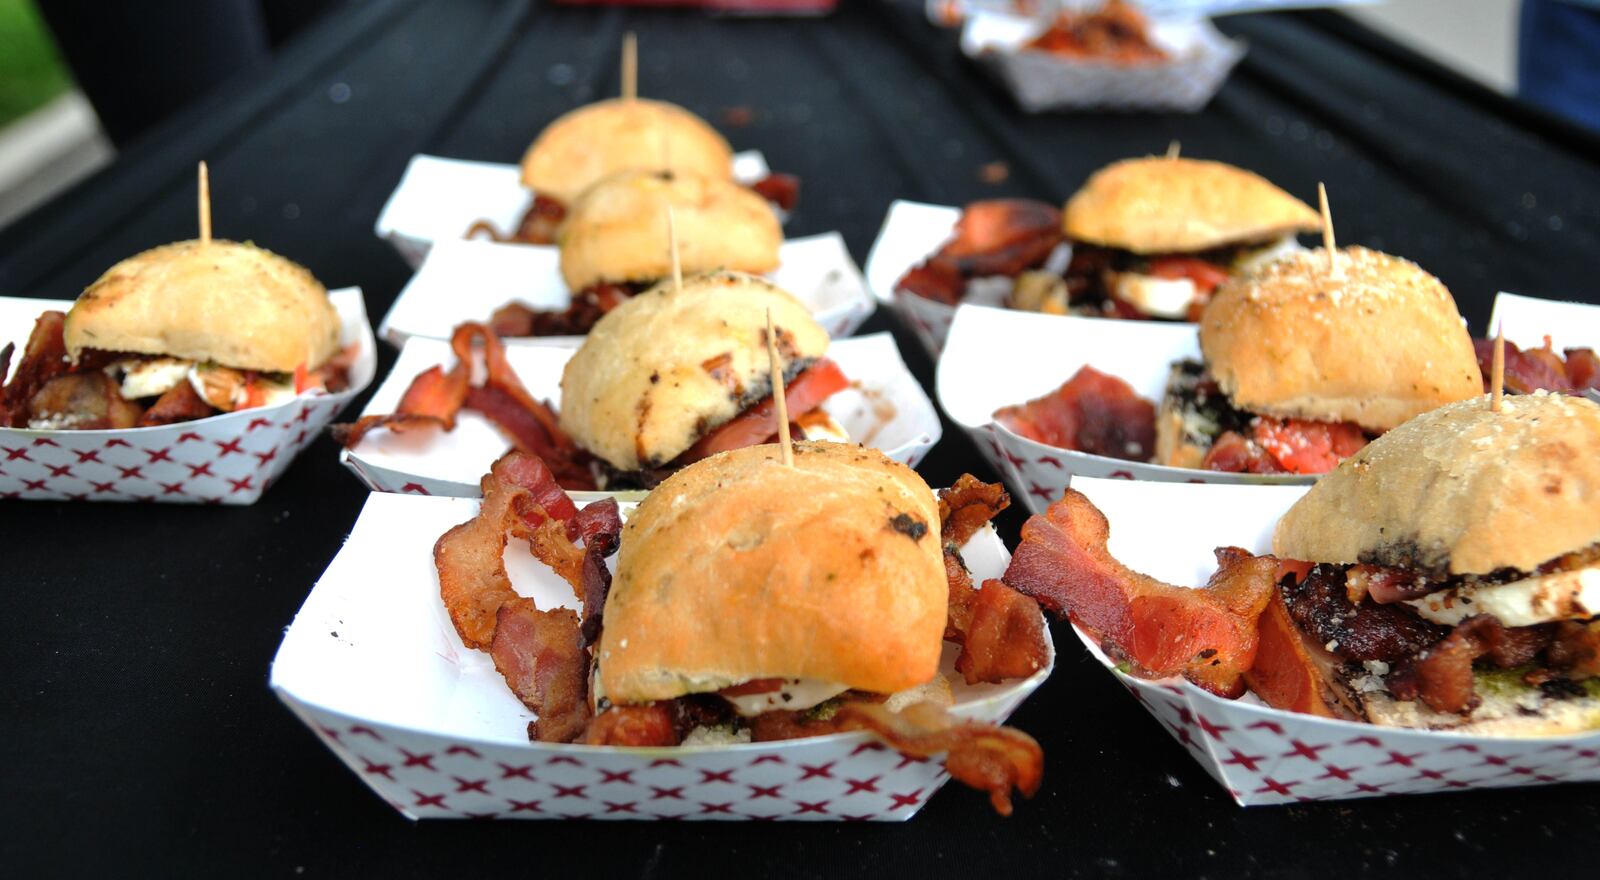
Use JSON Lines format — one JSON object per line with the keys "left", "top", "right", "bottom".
{"left": 723, "top": 679, "right": 849, "bottom": 717}
{"left": 1408, "top": 564, "right": 1600, "bottom": 627}
{"left": 794, "top": 410, "right": 849, "bottom": 445}
{"left": 1233, "top": 235, "right": 1306, "bottom": 274}
{"left": 105, "top": 357, "right": 192, "bottom": 400}
{"left": 1113, "top": 273, "right": 1198, "bottom": 319}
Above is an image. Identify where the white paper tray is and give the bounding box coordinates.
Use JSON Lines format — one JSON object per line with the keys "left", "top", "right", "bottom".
{"left": 938, "top": 294, "right": 1600, "bottom": 513}
{"left": 1067, "top": 476, "right": 1600, "bottom": 805}
{"left": 272, "top": 492, "right": 1051, "bottom": 820}
{"left": 378, "top": 232, "right": 875, "bottom": 348}
{"left": 0, "top": 289, "right": 376, "bottom": 504}
{"left": 340, "top": 331, "right": 940, "bottom": 496}
{"left": 961, "top": 9, "right": 1246, "bottom": 114}
{"left": 375, "top": 150, "right": 773, "bottom": 268}
{"left": 863, "top": 200, "right": 967, "bottom": 358}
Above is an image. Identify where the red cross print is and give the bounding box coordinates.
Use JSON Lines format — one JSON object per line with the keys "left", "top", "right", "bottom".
{"left": 1283, "top": 740, "right": 1330, "bottom": 760}
{"left": 497, "top": 763, "right": 535, "bottom": 780}
{"left": 453, "top": 777, "right": 488, "bottom": 794}
{"left": 551, "top": 784, "right": 587, "bottom": 798}
{"left": 798, "top": 762, "right": 835, "bottom": 780}
{"left": 888, "top": 789, "right": 923, "bottom": 809}
{"left": 598, "top": 769, "right": 634, "bottom": 784}
{"left": 650, "top": 786, "right": 684, "bottom": 800}
{"left": 748, "top": 785, "right": 782, "bottom": 799}
{"left": 411, "top": 791, "right": 447, "bottom": 809}
{"left": 699, "top": 769, "right": 735, "bottom": 784}
{"left": 445, "top": 745, "right": 481, "bottom": 758}
{"left": 845, "top": 776, "right": 881, "bottom": 794}
{"left": 400, "top": 749, "right": 435, "bottom": 770}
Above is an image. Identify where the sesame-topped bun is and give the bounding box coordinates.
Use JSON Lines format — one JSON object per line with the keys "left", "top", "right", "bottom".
{"left": 557, "top": 168, "right": 781, "bottom": 292}
{"left": 1063, "top": 157, "right": 1320, "bottom": 253}
{"left": 63, "top": 240, "right": 339, "bottom": 373}
{"left": 598, "top": 441, "right": 947, "bottom": 704}
{"left": 1200, "top": 246, "right": 1481, "bottom": 431}
{"left": 518, "top": 98, "right": 734, "bottom": 206}
{"left": 1275, "top": 393, "right": 1600, "bottom": 576}
{"left": 558, "top": 270, "right": 829, "bottom": 472}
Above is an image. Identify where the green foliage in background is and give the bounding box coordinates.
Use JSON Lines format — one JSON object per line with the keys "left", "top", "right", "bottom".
{"left": 0, "top": 0, "right": 70, "bottom": 128}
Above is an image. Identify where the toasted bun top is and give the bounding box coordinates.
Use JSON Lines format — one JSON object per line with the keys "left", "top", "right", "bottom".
{"left": 1063, "top": 157, "right": 1320, "bottom": 253}
{"left": 1199, "top": 247, "right": 1481, "bottom": 431}
{"left": 557, "top": 169, "right": 781, "bottom": 291}
{"left": 1274, "top": 393, "right": 1600, "bottom": 576}
{"left": 63, "top": 240, "right": 339, "bottom": 373}
{"left": 598, "top": 441, "right": 947, "bottom": 704}
{"left": 559, "top": 271, "right": 829, "bottom": 471}
{"left": 518, "top": 98, "right": 734, "bottom": 205}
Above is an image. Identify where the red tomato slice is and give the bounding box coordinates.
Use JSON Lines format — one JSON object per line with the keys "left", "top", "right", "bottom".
{"left": 679, "top": 359, "right": 849, "bottom": 463}
{"left": 1148, "top": 255, "right": 1231, "bottom": 295}
{"left": 1252, "top": 417, "right": 1367, "bottom": 475}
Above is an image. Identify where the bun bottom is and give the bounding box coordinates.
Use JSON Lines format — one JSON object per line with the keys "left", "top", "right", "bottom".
{"left": 1343, "top": 668, "right": 1600, "bottom": 737}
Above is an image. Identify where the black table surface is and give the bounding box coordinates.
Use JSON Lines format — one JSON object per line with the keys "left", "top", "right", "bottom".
{"left": 4, "top": 1, "right": 1597, "bottom": 876}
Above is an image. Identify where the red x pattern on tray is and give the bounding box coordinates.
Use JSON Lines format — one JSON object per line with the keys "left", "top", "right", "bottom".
{"left": 295, "top": 708, "right": 962, "bottom": 822}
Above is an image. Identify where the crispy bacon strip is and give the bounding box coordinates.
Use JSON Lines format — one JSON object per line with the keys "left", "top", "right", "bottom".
{"left": 1, "top": 310, "right": 70, "bottom": 426}
{"left": 1243, "top": 590, "right": 1347, "bottom": 718}
{"left": 330, "top": 362, "right": 468, "bottom": 447}
{"left": 955, "top": 579, "right": 1050, "bottom": 685}
{"left": 137, "top": 381, "right": 217, "bottom": 427}
{"left": 1003, "top": 489, "right": 1276, "bottom": 696}
{"left": 993, "top": 366, "right": 1156, "bottom": 462}
{"left": 939, "top": 473, "right": 1010, "bottom": 548}
{"left": 944, "top": 548, "right": 981, "bottom": 643}
{"left": 1405, "top": 615, "right": 1553, "bottom": 714}
{"left": 895, "top": 200, "right": 1063, "bottom": 305}
{"left": 572, "top": 498, "right": 622, "bottom": 645}
{"left": 491, "top": 601, "right": 592, "bottom": 743}
{"left": 27, "top": 373, "right": 143, "bottom": 430}
{"left": 1549, "top": 620, "right": 1600, "bottom": 677}
{"left": 749, "top": 172, "right": 800, "bottom": 211}
{"left": 583, "top": 704, "right": 678, "bottom": 746}
{"left": 488, "top": 283, "right": 633, "bottom": 338}
{"left": 837, "top": 701, "right": 1043, "bottom": 817}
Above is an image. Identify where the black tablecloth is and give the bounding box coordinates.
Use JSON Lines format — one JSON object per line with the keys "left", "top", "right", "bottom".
{"left": 4, "top": 1, "right": 1597, "bottom": 875}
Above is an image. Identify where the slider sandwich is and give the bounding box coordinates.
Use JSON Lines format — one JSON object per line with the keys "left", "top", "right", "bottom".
{"left": 559, "top": 270, "right": 846, "bottom": 488}
{"left": 489, "top": 169, "right": 782, "bottom": 337}
{"left": 2, "top": 241, "right": 348, "bottom": 430}
{"left": 1157, "top": 246, "right": 1482, "bottom": 474}
{"left": 1054, "top": 156, "right": 1320, "bottom": 319}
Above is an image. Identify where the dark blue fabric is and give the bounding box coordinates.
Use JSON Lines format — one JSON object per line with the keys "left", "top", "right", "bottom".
{"left": 1520, "top": 0, "right": 1600, "bottom": 133}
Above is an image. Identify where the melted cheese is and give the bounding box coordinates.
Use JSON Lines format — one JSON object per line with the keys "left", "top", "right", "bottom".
{"left": 105, "top": 357, "right": 192, "bottom": 399}
{"left": 1233, "top": 235, "right": 1306, "bottom": 274}
{"left": 1114, "top": 273, "right": 1197, "bottom": 319}
{"left": 794, "top": 410, "right": 849, "bottom": 445}
{"left": 723, "top": 679, "right": 849, "bottom": 717}
{"left": 1408, "top": 565, "right": 1600, "bottom": 627}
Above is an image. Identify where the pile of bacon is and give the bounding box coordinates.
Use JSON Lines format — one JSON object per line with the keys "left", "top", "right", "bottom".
{"left": 1475, "top": 336, "right": 1600, "bottom": 395}
{"left": 993, "top": 366, "right": 1155, "bottom": 462}
{"left": 435, "top": 461, "right": 1048, "bottom": 814}
{"left": 331, "top": 322, "right": 595, "bottom": 489}
{"left": 1003, "top": 489, "right": 1600, "bottom": 720}
{"left": 896, "top": 200, "right": 1064, "bottom": 306}
{"left": 2, "top": 310, "right": 354, "bottom": 430}
{"left": 1022, "top": 0, "right": 1170, "bottom": 65}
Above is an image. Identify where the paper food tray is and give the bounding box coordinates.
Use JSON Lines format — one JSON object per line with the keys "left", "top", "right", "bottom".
{"left": 341, "top": 331, "right": 941, "bottom": 496}
{"left": 378, "top": 232, "right": 875, "bottom": 349}
{"left": 1067, "top": 476, "right": 1600, "bottom": 806}
{"left": 0, "top": 289, "right": 376, "bottom": 504}
{"left": 937, "top": 294, "right": 1600, "bottom": 513}
{"left": 375, "top": 151, "right": 773, "bottom": 268}
{"left": 865, "top": 200, "right": 970, "bottom": 357}
{"left": 960, "top": 9, "right": 1246, "bottom": 114}
{"left": 272, "top": 492, "right": 1052, "bottom": 821}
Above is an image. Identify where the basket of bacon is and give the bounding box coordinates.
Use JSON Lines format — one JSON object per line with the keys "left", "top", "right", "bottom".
{"left": 273, "top": 441, "right": 1053, "bottom": 820}
{"left": 994, "top": 381, "right": 1600, "bottom": 804}
{"left": 0, "top": 231, "right": 375, "bottom": 504}
{"left": 338, "top": 270, "right": 939, "bottom": 496}
{"left": 865, "top": 158, "right": 1320, "bottom": 355}
{"left": 936, "top": 249, "right": 1599, "bottom": 511}
{"left": 960, "top": 2, "right": 1246, "bottom": 114}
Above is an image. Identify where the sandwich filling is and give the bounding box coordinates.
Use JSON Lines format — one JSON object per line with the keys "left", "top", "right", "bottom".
{"left": 2, "top": 310, "right": 352, "bottom": 430}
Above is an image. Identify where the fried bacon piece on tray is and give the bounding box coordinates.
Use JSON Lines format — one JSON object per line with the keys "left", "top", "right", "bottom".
{"left": 936, "top": 476, "right": 1051, "bottom": 685}
{"left": 1391, "top": 616, "right": 1552, "bottom": 715}
{"left": 896, "top": 200, "right": 1064, "bottom": 305}
{"left": 138, "top": 381, "right": 217, "bottom": 427}
{"left": 837, "top": 702, "right": 1043, "bottom": 818}
{"left": 1003, "top": 489, "right": 1277, "bottom": 697}
{"left": 0, "top": 310, "right": 71, "bottom": 427}
{"left": 1474, "top": 336, "right": 1600, "bottom": 393}
{"left": 333, "top": 322, "right": 594, "bottom": 489}
{"left": 993, "top": 366, "right": 1156, "bottom": 461}
{"left": 434, "top": 451, "right": 621, "bottom": 742}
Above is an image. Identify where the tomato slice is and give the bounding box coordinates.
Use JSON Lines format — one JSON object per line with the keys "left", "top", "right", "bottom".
{"left": 679, "top": 359, "right": 850, "bottom": 463}
{"left": 1147, "top": 255, "right": 1231, "bottom": 295}
{"left": 1252, "top": 417, "right": 1367, "bottom": 475}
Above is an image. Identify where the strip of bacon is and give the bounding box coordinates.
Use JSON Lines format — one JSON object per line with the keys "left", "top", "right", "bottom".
{"left": 749, "top": 172, "right": 800, "bottom": 211}
{"left": 1474, "top": 337, "right": 1600, "bottom": 394}
{"left": 1549, "top": 620, "right": 1600, "bottom": 678}
{"left": 491, "top": 600, "right": 592, "bottom": 743}
{"left": 1, "top": 310, "right": 69, "bottom": 426}
{"left": 331, "top": 362, "right": 468, "bottom": 447}
{"left": 993, "top": 366, "right": 1156, "bottom": 462}
{"left": 895, "top": 200, "right": 1063, "bottom": 304}
{"left": 1003, "top": 489, "right": 1276, "bottom": 697}
{"left": 573, "top": 498, "right": 622, "bottom": 645}
{"left": 955, "top": 579, "right": 1050, "bottom": 685}
{"left": 583, "top": 704, "right": 677, "bottom": 746}
{"left": 939, "top": 473, "right": 1010, "bottom": 548}
{"left": 1244, "top": 590, "right": 1346, "bottom": 718}
{"left": 676, "top": 359, "right": 849, "bottom": 464}
{"left": 27, "top": 373, "right": 143, "bottom": 430}
{"left": 1403, "top": 615, "right": 1553, "bottom": 714}
{"left": 836, "top": 701, "right": 1043, "bottom": 817}
{"left": 138, "top": 381, "right": 217, "bottom": 427}
{"left": 488, "top": 283, "right": 633, "bottom": 338}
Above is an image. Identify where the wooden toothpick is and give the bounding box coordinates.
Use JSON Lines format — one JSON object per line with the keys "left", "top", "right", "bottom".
{"left": 1317, "top": 182, "right": 1339, "bottom": 279}
{"left": 621, "top": 32, "right": 637, "bottom": 102}
{"left": 1490, "top": 321, "right": 1505, "bottom": 412}
{"left": 198, "top": 161, "right": 212, "bottom": 245}
{"left": 766, "top": 308, "right": 794, "bottom": 468}
{"left": 1165, "top": 140, "right": 1180, "bottom": 160}
{"left": 666, "top": 205, "right": 682, "bottom": 293}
